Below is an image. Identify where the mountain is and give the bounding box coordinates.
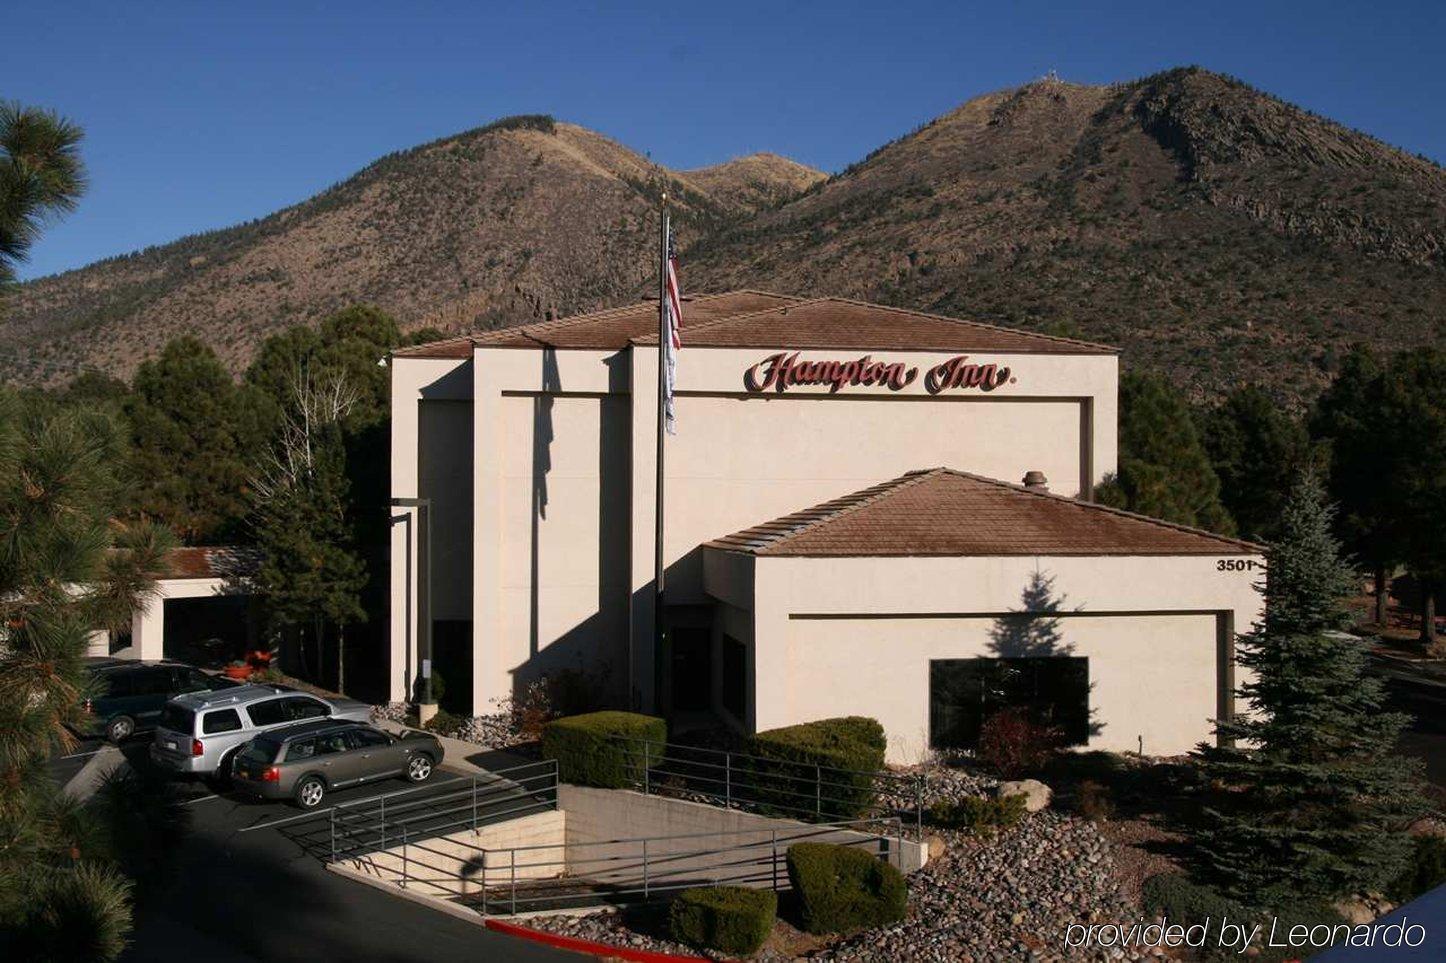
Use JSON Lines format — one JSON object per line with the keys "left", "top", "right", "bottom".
{"left": 6, "top": 68, "right": 1445, "bottom": 401}
{"left": 692, "top": 67, "right": 1446, "bottom": 402}
{"left": 0, "top": 115, "right": 823, "bottom": 381}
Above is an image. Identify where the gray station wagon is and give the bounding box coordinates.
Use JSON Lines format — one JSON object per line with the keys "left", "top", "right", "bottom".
{"left": 149, "top": 684, "right": 371, "bottom": 779}
{"left": 231, "top": 720, "right": 443, "bottom": 808}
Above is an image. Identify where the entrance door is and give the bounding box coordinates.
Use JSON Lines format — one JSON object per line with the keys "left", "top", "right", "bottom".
{"left": 670, "top": 627, "right": 712, "bottom": 712}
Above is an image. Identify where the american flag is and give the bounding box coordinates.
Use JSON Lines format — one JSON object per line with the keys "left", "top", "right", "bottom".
{"left": 663, "top": 223, "right": 682, "bottom": 434}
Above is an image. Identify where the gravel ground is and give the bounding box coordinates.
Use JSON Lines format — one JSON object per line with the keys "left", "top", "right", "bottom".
{"left": 523, "top": 803, "right": 1161, "bottom": 962}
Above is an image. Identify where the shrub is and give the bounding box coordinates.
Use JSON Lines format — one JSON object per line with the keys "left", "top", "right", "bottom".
{"left": 977, "top": 709, "right": 1060, "bottom": 777}
{"left": 926, "top": 794, "right": 1027, "bottom": 837}
{"left": 747, "top": 717, "right": 886, "bottom": 819}
{"left": 1388, "top": 834, "right": 1446, "bottom": 903}
{"left": 422, "top": 709, "right": 464, "bottom": 736}
{"left": 1074, "top": 779, "right": 1115, "bottom": 822}
{"left": 540, "top": 711, "right": 665, "bottom": 788}
{"left": 1140, "top": 874, "right": 1249, "bottom": 950}
{"left": 669, "top": 885, "right": 776, "bottom": 955}
{"left": 786, "top": 842, "right": 907, "bottom": 934}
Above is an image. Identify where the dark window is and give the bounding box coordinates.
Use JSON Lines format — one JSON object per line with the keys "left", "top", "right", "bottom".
{"left": 97, "top": 670, "right": 133, "bottom": 698}
{"left": 286, "top": 738, "right": 316, "bottom": 760}
{"left": 134, "top": 667, "right": 175, "bottom": 696}
{"left": 174, "top": 668, "right": 214, "bottom": 694}
{"left": 929, "top": 657, "right": 1090, "bottom": 750}
{"left": 202, "top": 709, "right": 242, "bottom": 734}
{"left": 246, "top": 698, "right": 287, "bottom": 727}
{"left": 240, "top": 738, "right": 280, "bottom": 765}
{"left": 159, "top": 704, "right": 196, "bottom": 735}
{"left": 670, "top": 626, "right": 712, "bottom": 712}
{"left": 283, "top": 697, "right": 330, "bottom": 721}
{"left": 347, "top": 728, "right": 390, "bottom": 749}
{"left": 721, "top": 635, "right": 746, "bottom": 720}
{"left": 315, "top": 732, "right": 350, "bottom": 755}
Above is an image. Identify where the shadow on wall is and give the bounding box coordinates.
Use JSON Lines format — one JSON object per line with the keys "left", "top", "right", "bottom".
{"left": 979, "top": 568, "right": 1102, "bottom": 744}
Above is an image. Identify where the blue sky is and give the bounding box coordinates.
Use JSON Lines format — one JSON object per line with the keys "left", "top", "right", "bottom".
{"left": 6, "top": 0, "right": 1444, "bottom": 280}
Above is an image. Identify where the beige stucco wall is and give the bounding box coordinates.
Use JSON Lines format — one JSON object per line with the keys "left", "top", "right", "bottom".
{"left": 392, "top": 343, "right": 1121, "bottom": 712}
{"left": 704, "top": 551, "right": 1263, "bottom": 764}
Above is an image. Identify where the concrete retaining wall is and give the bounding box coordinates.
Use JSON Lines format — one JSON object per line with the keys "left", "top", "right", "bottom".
{"left": 344, "top": 809, "right": 565, "bottom": 898}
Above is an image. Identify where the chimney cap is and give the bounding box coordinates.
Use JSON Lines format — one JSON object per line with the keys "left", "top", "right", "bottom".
{"left": 1022, "top": 470, "right": 1049, "bottom": 491}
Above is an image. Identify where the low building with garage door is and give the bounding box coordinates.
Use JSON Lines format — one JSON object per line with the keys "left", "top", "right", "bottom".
{"left": 704, "top": 467, "right": 1263, "bottom": 763}
{"left": 387, "top": 291, "right": 1263, "bottom": 761}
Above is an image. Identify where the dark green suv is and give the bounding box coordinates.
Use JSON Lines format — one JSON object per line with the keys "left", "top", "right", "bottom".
{"left": 79, "top": 658, "right": 239, "bottom": 743}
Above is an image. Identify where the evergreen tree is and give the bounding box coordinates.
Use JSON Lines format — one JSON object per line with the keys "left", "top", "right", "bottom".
{"left": 1194, "top": 472, "right": 1424, "bottom": 904}
{"left": 1310, "top": 345, "right": 1398, "bottom": 628}
{"left": 0, "top": 101, "right": 84, "bottom": 288}
{"left": 125, "top": 337, "right": 270, "bottom": 542}
{"left": 251, "top": 367, "right": 366, "bottom": 691}
{"left": 1201, "top": 385, "right": 1307, "bottom": 542}
{"left": 1372, "top": 349, "right": 1446, "bottom": 649}
{"left": 1095, "top": 371, "right": 1235, "bottom": 534}
{"left": 0, "top": 392, "right": 173, "bottom": 959}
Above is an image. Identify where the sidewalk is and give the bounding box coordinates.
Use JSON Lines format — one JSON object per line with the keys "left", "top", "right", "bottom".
{"left": 371, "top": 719, "right": 538, "bottom": 779}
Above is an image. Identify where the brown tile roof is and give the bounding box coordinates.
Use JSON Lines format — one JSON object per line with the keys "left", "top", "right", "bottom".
{"left": 706, "top": 468, "right": 1259, "bottom": 558}
{"left": 393, "top": 291, "right": 800, "bottom": 357}
{"left": 394, "top": 292, "right": 1116, "bottom": 358}
{"left": 164, "top": 546, "right": 262, "bottom": 580}
{"left": 633, "top": 297, "right": 1116, "bottom": 354}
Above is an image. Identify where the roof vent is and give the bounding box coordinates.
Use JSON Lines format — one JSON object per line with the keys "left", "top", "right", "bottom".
{"left": 1022, "top": 470, "right": 1049, "bottom": 492}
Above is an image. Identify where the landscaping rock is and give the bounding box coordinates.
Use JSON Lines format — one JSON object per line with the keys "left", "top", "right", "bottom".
{"left": 996, "top": 778, "right": 1052, "bottom": 812}
{"left": 926, "top": 835, "right": 947, "bottom": 860}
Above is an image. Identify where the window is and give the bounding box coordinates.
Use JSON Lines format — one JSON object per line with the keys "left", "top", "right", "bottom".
{"left": 135, "top": 667, "right": 175, "bottom": 696}
{"left": 246, "top": 699, "right": 287, "bottom": 727}
{"left": 160, "top": 704, "right": 196, "bottom": 735}
{"left": 348, "top": 728, "right": 390, "bottom": 750}
{"left": 316, "top": 732, "right": 350, "bottom": 755}
{"left": 174, "top": 668, "right": 214, "bottom": 694}
{"left": 721, "top": 635, "right": 746, "bottom": 720}
{"left": 929, "top": 657, "right": 1090, "bottom": 750}
{"left": 202, "top": 709, "right": 242, "bottom": 734}
{"left": 97, "top": 670, "right": 133, "bottom": 698}
{"left": 286, "top": 739, "right": 316, "bottom": 760}
{"left": 283, "top": 697, "right": 330, "bottom": 722}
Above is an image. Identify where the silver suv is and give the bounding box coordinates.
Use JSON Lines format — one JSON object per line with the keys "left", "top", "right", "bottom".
{"left": 148, "top": 684, "right": 371, "bottom": 779}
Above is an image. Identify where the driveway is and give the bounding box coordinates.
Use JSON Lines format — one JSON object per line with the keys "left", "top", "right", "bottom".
{"left": 52, "top": 739, "right": 574, "bottom": 963}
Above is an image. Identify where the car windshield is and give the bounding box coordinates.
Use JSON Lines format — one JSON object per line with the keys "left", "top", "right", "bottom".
{"left": 240, "top": 739, "right": 280, "bottom": 765}
{"left": 159, "top": 704, "right": 195, "bottom": 735}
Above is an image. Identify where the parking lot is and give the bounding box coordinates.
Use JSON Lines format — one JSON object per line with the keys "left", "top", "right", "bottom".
{"left": 53, "top": 738, "right": 571, "bottom": 962}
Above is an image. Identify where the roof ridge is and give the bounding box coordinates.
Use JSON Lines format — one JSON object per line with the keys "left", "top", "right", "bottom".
{"left": 821, "top": 296, "right": 1118, "bottom": 353}
{"left": 930, "top": 467, "right": 1263, "bottom": 552}
{"left": 733, "top": 469, "right": 942, "bottom": 553}
{"left": 474, "top": 290, "right": 802, "bottom": 347}
{"left": 634, "top": 295, "right": 829, "bottom": 343}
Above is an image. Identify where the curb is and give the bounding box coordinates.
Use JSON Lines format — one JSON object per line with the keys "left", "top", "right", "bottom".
{"left": 483, "top": 918, "right": 709, "bottom": 962}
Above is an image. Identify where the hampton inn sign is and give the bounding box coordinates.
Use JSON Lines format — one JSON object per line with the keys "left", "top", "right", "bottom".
{"left": 388, "top": 293, "right": 1263, "bottom": 763}
{"left": 742, "top": 352, "right": 1016, "bottom": 394}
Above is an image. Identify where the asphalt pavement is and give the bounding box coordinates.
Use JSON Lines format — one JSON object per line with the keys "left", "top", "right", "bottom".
{"left": 51, "top": 737, "right": 575, "bottom": 963}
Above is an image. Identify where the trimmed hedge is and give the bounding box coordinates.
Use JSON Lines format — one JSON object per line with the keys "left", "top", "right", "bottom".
{"left": 540, "top": 711, "right": 665, "bottom": 788}
{"left": 669, "top": 885, "right": 776, "bottom": 955}
{"left": 746, "top": 717, "right": 886, "bottom": 819}
{"left": 786, "top": 842, "right": 907, "bottom": 934}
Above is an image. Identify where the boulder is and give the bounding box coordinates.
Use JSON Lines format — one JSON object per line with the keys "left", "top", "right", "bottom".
{"left": 995, "top": 779, "right": 1052, "bottom": 812}
{"left": 925, "top": 834, "right": 947, "bottom": 860}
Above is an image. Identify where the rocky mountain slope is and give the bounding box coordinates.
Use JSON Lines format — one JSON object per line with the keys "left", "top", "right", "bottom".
{"left": 5, "top": 68, "right": 1444, "bottom": 401}
{"left": 691, "top": 67, "right": 1446, "bottom": 401}
{"left": 1, "top": 115, "right": 823, "bottom": 380}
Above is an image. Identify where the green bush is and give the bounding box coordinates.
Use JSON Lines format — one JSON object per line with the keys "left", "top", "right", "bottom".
{"left": 926, "top": 794, "right": 1027, "bottom": 836}
{"left": 746, "top": 717, "right": 886, "bottom": 819}
{"left": 540, "top": 711, "right": 665, "bottom": 788}
{"left": 1141, "top": 874, "right": 1249, "bottom": 952}
{"left": 422, "top": 709, "right": 463, "bottom": 736}
{"left": 1388, "top": 834, "right": 1446, "bottom": 902}
{"left": 669, "top": 885, "right": 776, "bottom": 955}
{"left": 786, "top": 842, "right": 907, "bottom": 934}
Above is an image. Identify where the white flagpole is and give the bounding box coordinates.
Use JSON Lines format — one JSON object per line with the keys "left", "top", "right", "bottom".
{"left": 652, "top": 197, "right": 669, "bottom": 711}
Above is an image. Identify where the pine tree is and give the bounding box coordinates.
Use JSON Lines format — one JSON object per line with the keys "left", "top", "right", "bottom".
{"left": 1194, "top": 471, "right": 1425, "bottom": 904}
{"left": 0, "top": 101, "right": 85, "bottom": 288}
{"left": 1201, "top": 385, "right": 1307, "bottom": 542}
{"left": 0, "top": 392, "right": 173, "bottom": 958}
{"left": 1095, "top": 371, "right": 1235, "bottom": 534}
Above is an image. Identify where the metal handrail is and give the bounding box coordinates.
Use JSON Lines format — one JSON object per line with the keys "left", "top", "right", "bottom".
{"left": 608, "top": 737, "right": 926, "bottom": 833}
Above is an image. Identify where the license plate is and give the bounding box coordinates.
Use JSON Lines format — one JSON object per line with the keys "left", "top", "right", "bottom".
{"left": 165, "top": 740, "right": 176, "bottom": 750}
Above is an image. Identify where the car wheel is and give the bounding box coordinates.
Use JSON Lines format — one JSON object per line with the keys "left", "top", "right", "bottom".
{"left": 208, "top": 748, "right": 239, "bottom": 790}
{"left": 294, "top": 776, "right": 326, "bottom": 810}
{"left": 105, "top": 716, "right": 135, "bottom": 743}
{"left": 405, "top": 754, "right": 434, "bottom": 783}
